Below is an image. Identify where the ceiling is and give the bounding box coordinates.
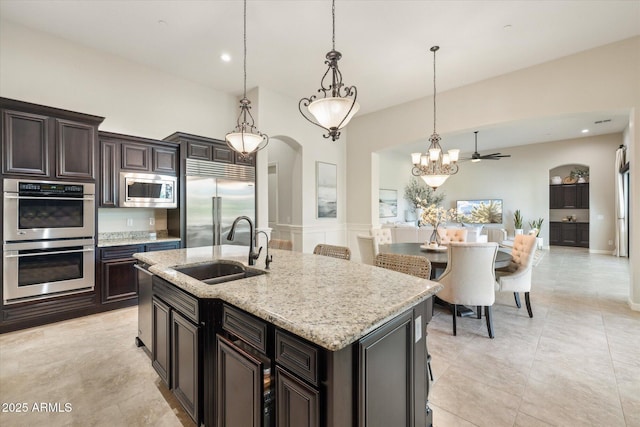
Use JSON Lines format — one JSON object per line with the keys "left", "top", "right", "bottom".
{"left": 1, "top": 0, "right": 638, "bottom": 155}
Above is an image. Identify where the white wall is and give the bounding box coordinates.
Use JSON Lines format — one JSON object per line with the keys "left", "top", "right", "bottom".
{"left": 348, "top": 37, "right": 640, "bottom": 309}
{"left": 378, "top": 151, "right": 415, "bottom": 225}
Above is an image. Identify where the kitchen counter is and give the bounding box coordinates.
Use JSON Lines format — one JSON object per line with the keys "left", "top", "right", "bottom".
{"left": 98, "top": 233, "right": 181, "bottom": 247}
{"left": 134, "top": 245, "right": 442, "bottom": 351}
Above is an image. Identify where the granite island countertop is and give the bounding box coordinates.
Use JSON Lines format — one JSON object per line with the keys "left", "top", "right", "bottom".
{"left": 134, "top": 245, "right": 442, "bottom": 351}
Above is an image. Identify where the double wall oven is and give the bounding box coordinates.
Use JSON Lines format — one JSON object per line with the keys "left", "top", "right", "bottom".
{"left": 3, "top": 178, "right": 96, "bottom": 304}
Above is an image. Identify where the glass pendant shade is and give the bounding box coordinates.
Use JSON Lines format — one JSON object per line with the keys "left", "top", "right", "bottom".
{"left": 421, "top": 174, "right": 449, "bottom": 188}
{"left": 226, "top": 131, "right": 263, "bottom": 154}
{"left": 307, "top": 97, "right": 360, "bottom": 130}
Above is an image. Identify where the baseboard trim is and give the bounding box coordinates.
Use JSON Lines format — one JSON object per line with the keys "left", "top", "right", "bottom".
{"left": 628, "top": 298, "right": 640, "bottom": 312}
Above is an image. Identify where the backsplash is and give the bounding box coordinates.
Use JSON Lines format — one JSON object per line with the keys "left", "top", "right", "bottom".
{"left": 98, "top": 208, "right": 168, "bottom": 233}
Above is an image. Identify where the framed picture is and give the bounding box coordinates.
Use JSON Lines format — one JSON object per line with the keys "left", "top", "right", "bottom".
{"left": 316, "top": 162, "right": 337, "bottom": 218}
{"left": 379, "top": 189, "right": 398, "bottom": 218}
{"left": 456, "top": 199, "right": 503, "bottom": 224}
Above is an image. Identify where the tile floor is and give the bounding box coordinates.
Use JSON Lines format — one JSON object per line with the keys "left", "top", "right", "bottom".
{"left": 0, "top": 246, "right": 637, "bottom": 426}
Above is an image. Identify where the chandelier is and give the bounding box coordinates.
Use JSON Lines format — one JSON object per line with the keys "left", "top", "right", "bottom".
{"left": 225, "top": 0, "right": 268, "bottom": 158}
{"left": 299, "top": 0, "right": 359, "bottom": 141}
{"left": 411, "top": 46, "right": 459, "bottom": 190}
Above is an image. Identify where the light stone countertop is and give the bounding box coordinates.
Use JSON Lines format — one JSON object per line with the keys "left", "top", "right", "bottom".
{"left": 98, "top": 236, "right": 182, "bottom": 248}
{"left": 134, "top": 245, "right": 443, "bottom": 352}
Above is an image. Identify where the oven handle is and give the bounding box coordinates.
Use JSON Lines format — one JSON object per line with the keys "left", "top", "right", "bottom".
{"left": 4, "top": 194, "right": 94, "bottom": 201}
{"left": 4, "top": 247, "right": 95, "bottom": 258}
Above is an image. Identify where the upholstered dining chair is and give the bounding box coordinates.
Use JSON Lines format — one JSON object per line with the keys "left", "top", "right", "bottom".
{"left": 370, "top": 228, "right": 393, "bottom": 247}
{"left": 356, "top": 235, "right": 378, "bottom": 265}
{"left": 495, "top": 234, "right": 537, "bottom": 317}
{"left": 485, "top": 228, "right": 508, "bottom": 245}
{"left": 269, "top": 239, "right": 293, "bottom": 251}
{"left": 437, "top": 228, "right": 468, "bottom": 245}
{"left": 313, "top": 244, "right": 351, "bottom": 260}
{"left": 436, "top": 242, "right": 499, "bottom": 338}
{"left": 374, "top": 253, "right": 433, "bottom": 380}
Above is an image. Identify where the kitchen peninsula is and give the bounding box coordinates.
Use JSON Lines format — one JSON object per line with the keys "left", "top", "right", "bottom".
{"left": 134, "top": 245, "right": 442, "bottom": 427}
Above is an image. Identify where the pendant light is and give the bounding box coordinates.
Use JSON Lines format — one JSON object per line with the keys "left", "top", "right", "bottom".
{"left": 299, "top": 0, "right": 359, "bottom": 141}
{"left": 411, "top": 46, "right": 459, "bottom": 190}
{"left": 225, "top": 0, "right": 268, "bottom": 158}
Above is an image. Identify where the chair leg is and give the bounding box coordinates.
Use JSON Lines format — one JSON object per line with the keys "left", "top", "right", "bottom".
{"left": 514, "top": 292, "right": 521, "bottom": 308}
{"left": 485, "top": 306, "right": 495, "bottom": 339}
{"left": 452, "top": 304, "right": 457, "bottom": 336}
{"left": 525, "top": 292, "right": 533, "bottom": 318}
{"left": 427, "top": 354, "right": 434, "bottom": 381}
{"left": 477, "top": 305, "right": 482, "bottom": 319}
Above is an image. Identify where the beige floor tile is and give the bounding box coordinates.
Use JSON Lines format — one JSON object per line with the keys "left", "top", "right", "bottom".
{"left": 431, "top": 403, "right": 477, "bottom": 426}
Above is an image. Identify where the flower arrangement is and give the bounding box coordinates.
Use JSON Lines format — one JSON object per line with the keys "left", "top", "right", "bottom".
{"left": 419, "top": 203, "right": 456, "bottom": 228}
{"left": 404, "top": 178, "right": 444, "bottom": 210}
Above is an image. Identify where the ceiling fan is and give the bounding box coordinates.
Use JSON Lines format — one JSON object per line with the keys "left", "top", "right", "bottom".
{"left": 465, "top": 131, "right": 511, "bottom": 162}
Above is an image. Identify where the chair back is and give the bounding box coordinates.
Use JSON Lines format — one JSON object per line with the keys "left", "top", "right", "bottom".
{"left": 357, "top": 235, "right": 378, "bottom": 265}
{"left": 485, "top": 228, "right": 507, "bottom": 244}
{"left": 313, "top": 244, "right": 351, "bottom": 260}
{"left": 269, "top": 239, "right": 293, "bottom": 251}
{"left": 436, "top": 242, "right": 498, "bottom": 306}
{"left": 375, "top": 253, "right": 431, "bottom": 279}
{"left": 437, "top": 228, "right": 468, "bottom": 244}
{"left": 511, "top": 234, "right": 537, "bottom": 270}
{"left": 370, "top": 228, "right": 393, "bottom": 246}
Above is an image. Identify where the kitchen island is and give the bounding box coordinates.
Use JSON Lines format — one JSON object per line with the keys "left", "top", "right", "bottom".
{"left": 134, "top": 245, "right": 442, "bottom": 427}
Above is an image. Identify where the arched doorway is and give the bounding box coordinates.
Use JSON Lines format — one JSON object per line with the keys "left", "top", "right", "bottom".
{"left": 549, "top": 164, "right": 590, "bottom": 248}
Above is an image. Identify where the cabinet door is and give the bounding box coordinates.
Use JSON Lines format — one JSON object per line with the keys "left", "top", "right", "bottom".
{"left": 577, "top": 223, "right": 590, "bottom": 247}
{"left": 359, "top": 311, "right": 413, "bottom": 427}
{"left": 153, "top": 296, "right": 172, "bottom": 387}
{"left": 560, "top": 223, "right": 578, "bottom": 245}
{"left": 146, "top": 241, "right": 181, "bottom": 252}
{"left": 186, "top": 141, "right": 211, "bottom": 160}
{"left": 216, "top": 335, "right": 264, "bottom": 427}
{"left": 2, "top": 109, "right": 49, "bottom": 176}
{"left": 212, "top": 144, "right": 234, "bottom": 164}
{"left": 152, "top": 146, "right": 177, "bottom": 174}
{"left": 549, "top": 186, "right": 563, "bottom": 209}
{"left": 121, "top": 142, "right": 151, "bottom": 171}
{"left": 562, "top": 184, "right": 577, "bottom": 208}
{"left": 99, "top": 141, "right": 118, "bottom": 207}
{"left": 577, "top": 184, "right": 589, "bottom": 209}
{"left": 276, "top": 367, "right": 319, "bottom": 427}
{"left": 549, "top": 223, "right": 561, "bottom": 245}
{"left": 172, "top": 311, "right": 200, "bottom": 425}
{"left": 56, "top": 119, "right": 95, "bottom": 180}
{"left": 101, "top": 258, "right": 138, "bottom": 303}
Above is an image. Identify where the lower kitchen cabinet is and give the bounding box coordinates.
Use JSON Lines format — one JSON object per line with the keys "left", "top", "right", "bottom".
{"left": 152, "top": 296, "right": 172, "bottom": 387}
{"left": 549, "top": 222, "right": 589, "bottom": 248}
{"left": 275, "top": 367, "right": 319, "bottom": 427}
{"left": 172, "top": 310, "right": 200, "bottom": 421}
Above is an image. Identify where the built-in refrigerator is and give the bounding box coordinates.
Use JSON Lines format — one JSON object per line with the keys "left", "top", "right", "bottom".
{"left": 184, "top": 159, "right": 256, "bottom": 248}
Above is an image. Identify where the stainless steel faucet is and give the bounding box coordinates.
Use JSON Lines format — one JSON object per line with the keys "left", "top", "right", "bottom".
{"left": 255, "top": 230, "right": 272, "bottom": 269}
{"left": 227, "top": 216, "right": 260, "bottom": 266}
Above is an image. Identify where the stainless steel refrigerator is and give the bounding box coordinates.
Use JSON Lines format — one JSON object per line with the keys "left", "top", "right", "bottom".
{"left": 185, "top": 159, "right": 256, "bottom": 248}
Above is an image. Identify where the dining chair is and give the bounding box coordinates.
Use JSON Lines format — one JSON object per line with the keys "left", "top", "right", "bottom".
{"left": 370, "top": 228, "right": 393, "bottom": 246}
{"left": 313, "top": 244, "right": 351, "bottom": 260}
{"left": 374, "top": 252, "right": 433, "bottom": 380}
{"left": 437, "top": 228, "right": 468, "bottom": 245}
{"left": 436, "top": 242, "right": 499, "bottom": 338}
{"left": 269, "top": 239, "right": 293, "bottom": 251}
{"left": 356, "top": 235, "right": 378, "bottom": 265}
{"left": 495, "top": 234, "right": 537, "bottom": 317}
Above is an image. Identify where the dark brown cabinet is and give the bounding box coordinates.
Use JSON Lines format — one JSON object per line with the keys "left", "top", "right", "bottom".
{"left": 549, "top": 222, "right": 589, "bottom": 248}
{"left": 99, "top": 241, "right": 180, "bottom": 304}
{"left": 164, "top": 131, "right": 256, "bottom": 167}
{"left": 577, "top": 184, "right": 589, "bottom": 209}
{"left": 275, "top": 367, "right": 319, "bottom": 427}
{"left": 1, "top": 98, "right": 104, "bottom": 180}
{"left": 549, "top": 183, "right": 589, "bottom": 209}
{"left": 152, "top": 275, "right": 201, "bottom": 425}
{"left": 98, "top": 132, "right": 178, "bottom": 207}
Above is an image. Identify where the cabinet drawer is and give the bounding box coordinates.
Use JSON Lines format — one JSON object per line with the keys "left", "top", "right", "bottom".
{"left": 152, "top": 276, "right": 199, "bottom": 324}
{"left": 275, "top": 330, "right": 319, "bottom": 386}
{"left": 146, "top": 241, "right": 181, "bottom": 252}
{"left": 222, "top": 304, "right": 267, "bottom": 353}
{"left": 99, "top": 244, "right": 144, "bottom": 260}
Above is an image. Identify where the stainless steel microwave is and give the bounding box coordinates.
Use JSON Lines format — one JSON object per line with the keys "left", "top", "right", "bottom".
{"left": 119, "top": 172, "right": 177, "bottom": 208}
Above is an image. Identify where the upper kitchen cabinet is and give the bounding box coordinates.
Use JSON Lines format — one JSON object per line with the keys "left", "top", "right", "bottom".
{"left": 164, "top": 132, "right": 256, "bottom": 167}
{"left": 1, "top": 98, "right": 104, "bottom": 181}
{"left": 98, "top": 132, "right": 179, "bottom": 207}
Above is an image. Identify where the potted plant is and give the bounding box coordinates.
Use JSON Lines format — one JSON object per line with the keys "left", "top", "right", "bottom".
{"left": 529, "top": 217, "right": 544, "bottom": 248}
{"left": 570, "top": 167, "right": 589, "bottom": 183}
{"left": 403, "top": 178, "right": 444, "bottom": 223}
{"left": 513, "top": 209, "right": 524, "bottom": 235}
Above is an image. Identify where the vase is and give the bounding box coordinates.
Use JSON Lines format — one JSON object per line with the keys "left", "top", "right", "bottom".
{"left": 429, "top": 227, "right": 441, "bottom": 246}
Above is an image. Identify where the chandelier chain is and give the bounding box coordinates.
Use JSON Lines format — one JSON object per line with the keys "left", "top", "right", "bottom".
{"left": 243, "top": 0, "right": 247, "bottom": 97}
{"left": 432, "top": 47, "right": 437, "bottom": 136}
{"left": 332, "top": 0, "right": 335, "bottom": 51}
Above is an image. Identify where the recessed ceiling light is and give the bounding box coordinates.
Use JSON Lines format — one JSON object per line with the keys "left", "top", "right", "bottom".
{"left": 581, "top": 129, "right": 589, "bottom": 133}
{"left": 220, "top": 53, "right": 231, "bottom": 62}
{"left": 503, "top": 24, "right": 512, "bottom": 30}
{"left": 158, "top": 19, "right": 168, "bottom": 26}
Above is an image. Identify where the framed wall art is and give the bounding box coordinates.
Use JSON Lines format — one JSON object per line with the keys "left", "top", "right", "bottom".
{"left": 316, "top": 161, "right": 337, "bottom": 218}
{"left": 379, "top": 189, "right": 398, "bottom": 218}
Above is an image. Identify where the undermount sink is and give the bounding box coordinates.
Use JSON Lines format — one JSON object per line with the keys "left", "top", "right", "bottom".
{"left": 174, "top": 261, "right": 265, "bottom": 285}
